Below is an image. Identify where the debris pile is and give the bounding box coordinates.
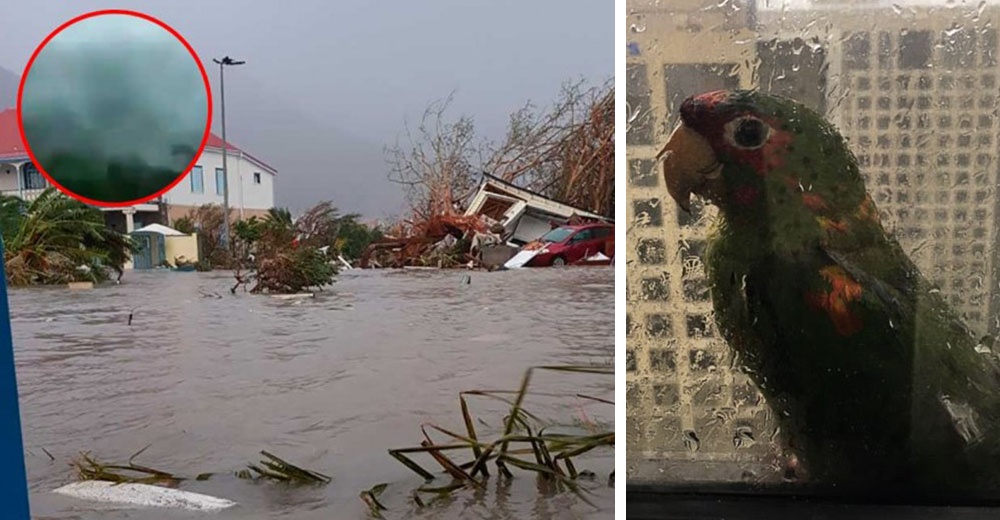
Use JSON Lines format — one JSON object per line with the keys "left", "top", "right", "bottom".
{"left": 381, "top": 79, "right": 615, "bottom": 270}
{"left": 360, "top": 214, "right": 486, "bottom": 268}
{"left": 363, "top": 176, "right": 613, "bottom": 269}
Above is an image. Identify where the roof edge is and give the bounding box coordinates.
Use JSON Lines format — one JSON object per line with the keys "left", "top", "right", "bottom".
{"left": 478, "top": 172, "right": 613, "bottom": 221}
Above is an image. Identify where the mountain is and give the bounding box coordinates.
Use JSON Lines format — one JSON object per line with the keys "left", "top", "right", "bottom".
{"left": 208, "top": 74, "right": 401, "bottom": 218}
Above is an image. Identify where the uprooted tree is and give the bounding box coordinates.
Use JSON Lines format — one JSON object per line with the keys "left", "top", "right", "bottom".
{"left": 176, "top": 200, "right": 382, "bottom": 292}
{"left": 231, "top": 206, "right": 337, "bottom": 294}
{"left": 386, "top": 93, "right": 481, "bottom": 224}
{"left": 386, "top": 78, "right": 614, "bottom": 221}
{"left": 230, "top": 201, "right": 384, "bottom": 294}
{"left": 484, "top": 78, "right": 614, "bottom": 218}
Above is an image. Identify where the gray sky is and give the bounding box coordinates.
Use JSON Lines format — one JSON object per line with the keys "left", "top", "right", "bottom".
{"left": 0, "top": 1, "right": 612, "bottom": 217}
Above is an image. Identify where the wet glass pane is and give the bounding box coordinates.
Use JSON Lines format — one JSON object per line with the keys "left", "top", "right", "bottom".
{"left": 627, "top": 0, "right": 1000, "bottom": 502}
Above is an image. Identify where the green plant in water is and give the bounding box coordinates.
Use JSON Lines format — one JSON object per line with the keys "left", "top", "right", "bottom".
{"left": 232, "top": 204, "right": 340, "bottom": 294}
{"left": 234, "top": 451, "right": 331, "bottom": 484}
{"left": 70, "top": 445, "right": 182, "bottom": 487}
{"left": 360, "top": 483, "right": 389, "bottom": 518}
{"left": 68, "top": 446, "right": 329, "bottom": 489}
{"left": 378, "top": 364, "right": 614, "bottom": 513}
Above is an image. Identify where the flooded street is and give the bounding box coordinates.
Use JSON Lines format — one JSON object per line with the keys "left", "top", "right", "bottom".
{"left": 12, "top": 268, "right": 614, "bottom": 519}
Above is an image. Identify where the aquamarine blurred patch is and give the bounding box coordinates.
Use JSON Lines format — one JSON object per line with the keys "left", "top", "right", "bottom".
{"left": 20, "top": 13, "right": 209, "bottom": 204}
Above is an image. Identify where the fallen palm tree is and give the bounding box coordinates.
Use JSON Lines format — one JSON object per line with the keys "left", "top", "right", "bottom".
{"left": 376, "top": 364, "right": 614, "bottom": 512}
{"left": 2, "top": 188, "right": 135, "bottom": 286}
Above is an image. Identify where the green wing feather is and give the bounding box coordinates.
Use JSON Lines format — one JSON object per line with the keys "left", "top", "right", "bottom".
{"left": 707, "top": 173, "right": 1000, "bottom": 495}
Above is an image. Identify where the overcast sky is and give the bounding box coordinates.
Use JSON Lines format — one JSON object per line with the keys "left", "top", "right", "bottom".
{"left": 0, "top": 1, "right": 611, "bottom": 216}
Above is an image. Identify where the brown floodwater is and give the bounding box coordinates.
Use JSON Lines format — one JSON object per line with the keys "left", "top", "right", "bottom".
{"left": 11, "top": 267, "right": 614, "bottom": 519}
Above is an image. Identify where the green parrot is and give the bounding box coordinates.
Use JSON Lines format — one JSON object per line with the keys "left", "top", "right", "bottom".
{"left": 659, "top": 89, "right": 1000, "bottom": 496}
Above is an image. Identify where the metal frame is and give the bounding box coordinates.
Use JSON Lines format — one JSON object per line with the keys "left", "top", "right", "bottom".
{"left": 0, "top": 237, "right": 31, "bottom": 518}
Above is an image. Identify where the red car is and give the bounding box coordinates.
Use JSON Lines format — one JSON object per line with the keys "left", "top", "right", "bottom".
{"left": 523, "top": 223, "right": 614, "bottom": 267}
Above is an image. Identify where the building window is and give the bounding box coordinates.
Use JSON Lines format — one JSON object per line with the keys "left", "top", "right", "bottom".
{"left": 627, "top": 63, "right": 654, "bottom": 145}
{"left": 190, "top": 165, "right": 204, "bottom": 193}
{"left": 253, "top": 172, "right": 261, "bottom": 184}
{"left": 21, "top": 162, "right": 46, "bottom": 189}
{"left": 216, "top": 168, "right": 225, "bottom": 195}
{"left": 899, "top": 30, "right": 932, "bottom": 69}
{"left": 843, "top": 31, "right": 870, "bottom": 70}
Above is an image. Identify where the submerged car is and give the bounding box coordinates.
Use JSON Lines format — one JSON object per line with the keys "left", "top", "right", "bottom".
{"left": 521, "top": 223, "right": 614, "bottom": 267}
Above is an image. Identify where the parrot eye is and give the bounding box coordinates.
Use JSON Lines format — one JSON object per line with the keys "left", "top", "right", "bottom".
{"left": 726, "top": 116, "right": 770, "bottom": 149}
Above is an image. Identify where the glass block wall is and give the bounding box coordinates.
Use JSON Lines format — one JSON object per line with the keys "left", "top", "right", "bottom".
{"left": 626, "top": 0, "right": 1000, "bottom": 484}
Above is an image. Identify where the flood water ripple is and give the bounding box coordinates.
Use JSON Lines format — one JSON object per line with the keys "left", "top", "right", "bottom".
{"left": 11, "top": 267, "right": 614, "bottom": 519}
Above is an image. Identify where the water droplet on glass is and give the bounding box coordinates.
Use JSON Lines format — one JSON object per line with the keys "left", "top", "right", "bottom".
{"left": 628, "top": 107, "right": 642, "bottom": 124}
{"left": 683, "top": 430, "right": 700, "bottom": 452}
{"left": 733, "top": 426, "right": 755, "bottom": 449}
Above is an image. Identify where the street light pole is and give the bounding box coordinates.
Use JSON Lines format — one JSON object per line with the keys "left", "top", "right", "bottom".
{"left": 212, "top": 56, "right": 245, "bottom": 252}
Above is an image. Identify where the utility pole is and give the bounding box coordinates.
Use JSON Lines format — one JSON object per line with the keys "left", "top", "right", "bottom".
{"left": 212, "top": 56, "right": 245, "bottom": 251}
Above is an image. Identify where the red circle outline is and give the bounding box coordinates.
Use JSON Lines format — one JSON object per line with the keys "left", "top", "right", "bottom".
{"left": 16, "top": 9, "right": 213, "bottom": 208}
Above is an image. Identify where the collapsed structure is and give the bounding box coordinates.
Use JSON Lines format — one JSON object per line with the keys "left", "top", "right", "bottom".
{"left": 359, "top": 174, "right": 613, "bottom": 269}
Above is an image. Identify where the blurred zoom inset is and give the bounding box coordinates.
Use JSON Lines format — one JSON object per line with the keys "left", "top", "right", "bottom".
{"left": 19, "top": 11, "right": 210, "bottom": 205}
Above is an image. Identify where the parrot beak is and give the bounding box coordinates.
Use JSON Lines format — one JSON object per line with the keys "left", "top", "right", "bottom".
{"left": 658, "top": 123, "right": 722, "bottom": 213}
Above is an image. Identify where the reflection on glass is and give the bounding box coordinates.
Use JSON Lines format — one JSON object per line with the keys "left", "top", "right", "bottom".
{"left": 627, "top": 0, "right": 1000, "bottom": 501}
{"left": 540, "top": 226, "right": 575, "bottom": 243}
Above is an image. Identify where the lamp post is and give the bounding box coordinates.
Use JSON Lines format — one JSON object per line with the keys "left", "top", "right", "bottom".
{"left": 212, "top": 56, "right": 245, "bottom": 251}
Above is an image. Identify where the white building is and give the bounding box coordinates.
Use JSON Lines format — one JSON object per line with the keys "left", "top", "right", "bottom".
{"left": 0, "top": 108, "right": 276, "bottom": 233}
{"left": 160, "top": 132, "right": 277, "bottom": 224}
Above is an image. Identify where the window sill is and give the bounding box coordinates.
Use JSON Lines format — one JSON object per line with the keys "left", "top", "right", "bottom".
{"left": 628, "top": 483, "right": 1000, "bottom": 520}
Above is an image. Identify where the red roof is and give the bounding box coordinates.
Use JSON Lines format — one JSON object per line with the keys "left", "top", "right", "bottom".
{"left": 0, "top": 107, "right": 276, "bottom": 174}
{"left": 204, "top": 133, "right": 277, "bottom": 174}
{"left": 205, "top": 132, "right": 241, "bottom": 152}
{"left": 0, "top": 109, "right": 26, "bottom": 161}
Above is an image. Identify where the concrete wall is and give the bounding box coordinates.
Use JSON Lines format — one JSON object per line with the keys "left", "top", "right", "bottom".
{"left": 0, "top": 162, "right": 20, "bottom": 191}
{"left": 165, "top": 234, "right": 199, "bottom": 264}
{"left": 165, "top": 204, "right": 270, "bottom": 225}
{"left": 161, "top": 148, "right": 275, "bottom": 211}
